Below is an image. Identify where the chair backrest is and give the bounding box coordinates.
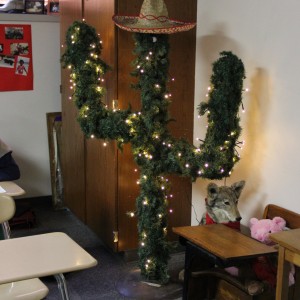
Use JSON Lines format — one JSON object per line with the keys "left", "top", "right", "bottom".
{"left": 263, "top": 204, "right": 300, "bottom": 229}
{"left": 0, "top": 194, "right": 15, "bottom": 223}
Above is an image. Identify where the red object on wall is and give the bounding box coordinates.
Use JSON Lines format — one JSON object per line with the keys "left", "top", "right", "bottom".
{"left": 0, "top": 24, "right": 33, "bottom": 91}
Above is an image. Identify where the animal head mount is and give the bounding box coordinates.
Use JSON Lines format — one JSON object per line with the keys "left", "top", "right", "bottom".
{"left": 205, "top": 180, "right": 245, "bottom": 223}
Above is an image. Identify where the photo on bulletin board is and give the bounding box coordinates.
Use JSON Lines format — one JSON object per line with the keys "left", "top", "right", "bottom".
{"left": 48, "top": 1, "right": 59, "bottom": 14}
{"left": 25, "top": 0, "right": 45, "bottom": 14}
{"left": 15, "top": 56, "right": 30, "bottom": 76}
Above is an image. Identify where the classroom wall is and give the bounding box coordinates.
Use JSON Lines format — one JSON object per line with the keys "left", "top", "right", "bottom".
{"left": 192, "top": 0, "right": 300, "bottom": 225}
{"left": 2, "top": 1, "right": 299, "bottom": 222}
{"left": 0, "top": 18, "right": 61, "bottom": 198}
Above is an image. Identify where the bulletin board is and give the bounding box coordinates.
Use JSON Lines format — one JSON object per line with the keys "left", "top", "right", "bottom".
{"left": 0, "top": 24, "right": 33, "bottom": 91}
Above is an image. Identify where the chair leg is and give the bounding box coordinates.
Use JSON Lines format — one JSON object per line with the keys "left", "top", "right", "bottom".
{"left": 1, "top": 221, "right": 11, "bottom": 239}
{"left": 54, "top": 273, "right": 70, "bottom": 300}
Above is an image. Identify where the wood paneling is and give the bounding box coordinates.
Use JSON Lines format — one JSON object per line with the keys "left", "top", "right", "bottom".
{"left": 115, "top": 3, "right": 141, "bottom": 250}
{"left": 85, "top": 139, "right": 118, "bottom": 251}
{"left": 60, "top": 0, "right": 86, "bottom": 222}
{"left": 60, "top": 0, "right": 196, "bottom": 252}
{"left": 116, "top": 0, "right": 196, "bottom": 250}
{"left": 165, "top": 0, "right": 197, "bottom": 240}
{"left": 83, "top": 0, "right": 119, "bottom": 251}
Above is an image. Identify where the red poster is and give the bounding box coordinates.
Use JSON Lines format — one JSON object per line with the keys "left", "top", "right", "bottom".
{"left": 0, "top": 24, "right": 33, "bottom": 91}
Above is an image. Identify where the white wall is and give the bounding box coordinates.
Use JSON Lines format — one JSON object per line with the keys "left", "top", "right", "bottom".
{"left": 192, "top": 0, "right": 300, "bottom": 225}
{"left": 0, "top": 18, "right": 61, "bottom": 198}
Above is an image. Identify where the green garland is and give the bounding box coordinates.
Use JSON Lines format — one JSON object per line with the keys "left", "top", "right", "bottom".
{"left": 61, "top": 20, "right": 246, "bottom": 284}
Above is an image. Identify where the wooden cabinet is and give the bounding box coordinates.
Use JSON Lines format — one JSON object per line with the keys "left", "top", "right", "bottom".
{"left": 60, "top": 0, "right": 197, "bottom": 252}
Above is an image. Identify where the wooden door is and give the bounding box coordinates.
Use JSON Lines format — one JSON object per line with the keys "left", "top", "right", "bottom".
{"left": 83, "top": 0, "right": 119, "bottom": 251}
{"left": 60, "top": 0, "right": 86, "bottom": 222}
{"left": 116, "top": 0, "right": 197, "bottom": 251}
{"left": 60, "top": 0, "right": 196, "bottom": 252}
{"left": 166, "top": 0, "right": 197, "bottom": 239}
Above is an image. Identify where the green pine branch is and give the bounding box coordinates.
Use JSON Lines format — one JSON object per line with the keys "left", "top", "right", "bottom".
{"left": 61, "top": 20, "right": 246, "bottom": 284}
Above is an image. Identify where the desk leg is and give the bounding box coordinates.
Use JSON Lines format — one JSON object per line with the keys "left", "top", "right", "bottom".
{"left": 183, "top": 242, "right": 214, "bottom": 300}
{"left": 276, "top": 246, "right": 290, "bottom": 300}
{"left": 183, "top": 243, "right": 192, "bottom": 300}
{"left": 55, "top": 273, "right": 70, "bottom": 300}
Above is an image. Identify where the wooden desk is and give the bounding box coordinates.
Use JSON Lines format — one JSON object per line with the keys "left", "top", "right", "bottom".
{"left": 270, "top": 228, "right": 300, "bottom": 300}
{"left": 0, "top": 181, "right": 25, "bottom": 196}
{"left": 173, "top": 224, "right": 277, "bottom": 299}
{"left": 0, "top": 232, "right": 97, "bottom": 299}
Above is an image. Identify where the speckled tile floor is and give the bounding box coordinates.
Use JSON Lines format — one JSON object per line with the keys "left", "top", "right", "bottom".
{"left": 11, "top": 198, "right": 184, "bottom": 300}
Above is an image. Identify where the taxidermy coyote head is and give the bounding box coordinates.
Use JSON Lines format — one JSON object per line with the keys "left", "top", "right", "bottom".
{"left": 201, "top": 180, "right": 245, "bottom": 225}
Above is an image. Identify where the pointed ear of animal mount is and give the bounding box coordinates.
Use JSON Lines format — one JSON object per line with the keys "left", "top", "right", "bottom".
{"left": 207, "top": 183, "right": 219, "bottom": 205}
{"left": 231, "top": 180, "right": 246, "bottom": 199}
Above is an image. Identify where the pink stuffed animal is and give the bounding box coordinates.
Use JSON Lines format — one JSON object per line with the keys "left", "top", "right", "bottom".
{"left": 249, "top": 216, "right": 295, "bottom": 287}
{"left": 249, "top": 216, "right": 286, "bottom": 244}
{"left": 226, "top": 216, "right": 295, "bottom": 291}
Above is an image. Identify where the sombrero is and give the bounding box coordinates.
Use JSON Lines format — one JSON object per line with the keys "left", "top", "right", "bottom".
{"left": 112, "top": 0, "right": 196, "bottom": 34}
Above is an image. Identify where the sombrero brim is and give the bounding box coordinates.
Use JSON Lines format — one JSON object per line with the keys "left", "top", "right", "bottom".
{"left": 112, "top": 15, "right": 196, "bottom": 34}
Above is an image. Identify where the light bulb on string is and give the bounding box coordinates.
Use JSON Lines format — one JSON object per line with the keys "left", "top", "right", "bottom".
{"left": 127, "top": 211, "right": 135, "bottom": 218}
